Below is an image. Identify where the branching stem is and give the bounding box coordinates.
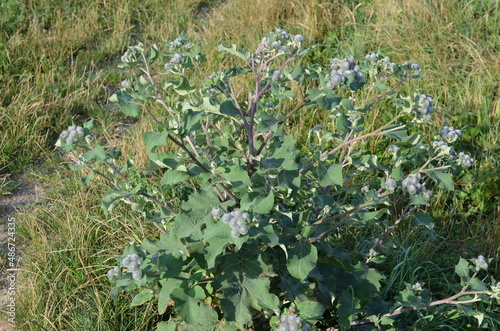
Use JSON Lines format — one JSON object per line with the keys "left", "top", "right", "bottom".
{"left": 365, "top": 77, "right": 408, "bottom": 111}
{"left": 350, "top": 289, "right": 486, "bottom": 327}
{"left": 311, "top": 201, "right": 375, "bottom": 241}
{"left": 300, "top": 117, "right": 405, "bottom": 176}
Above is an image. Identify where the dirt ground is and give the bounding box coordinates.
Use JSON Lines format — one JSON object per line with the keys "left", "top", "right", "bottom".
{"left": 0, "top": 176, "right": 43, "bottom": 330}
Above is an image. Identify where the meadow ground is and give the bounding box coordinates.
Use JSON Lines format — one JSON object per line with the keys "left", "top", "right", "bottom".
{"left": 0, "top": 0, "right": 499, "bottom": 329}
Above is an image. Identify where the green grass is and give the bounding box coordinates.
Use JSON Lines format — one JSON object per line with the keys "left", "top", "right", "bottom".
{"left": 1, "top": 0, "right": 499, "bottom": 329}
{"left": 14, "top": 160, "right": 159, "bottom": 330}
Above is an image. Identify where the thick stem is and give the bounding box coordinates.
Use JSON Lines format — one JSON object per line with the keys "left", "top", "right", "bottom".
{"left": 350, "top": 290, "right": 485, "bottom": 327}
{"left": 365, "top": 77, "right": 408, "bottom": 111}
{"left": 140, "top": 67, "right": 172, "bottom": 115}
{"left": 167, "top": 134, "right": 211, "bottom": 173}
{"left": 167, "top": 134, "right": 239, "bottom": 202}
{"left": 312, "top": 215, "right": 350, "bottom": 241}
{"left": 203, "top": 119, "right": 214, "bottom": 159}
{"left": 186, "top": 136, "right": 201, "bottom": 158}
{"left": 420, "top": 165, "right": 451, "bottom": 173}
{"left": 146, "top": 108, "right": 160, "bottom": 125}
{"left": 329, "top": 118, "right": 404, "bottom": 156}
{"left": 191, "top": 58, "right": 210, "bottom": 81}
{"left": 228, "top": 81, "right": 249, "bottom": 122}
{"left": 254, "top": 97, "right": 310, "bottom": 156}
{"left": 310, "top": 201, "right": 375, "bottom": 228}
{"left": 87, "top": 168, "right": 170, "bottom": 233}
{"left": 137, "top": 190, "right": 177, "bottom": 217}
{"left": 77, "top": 144, "right": 179, "bottom": 216}
{"left": 300, "top": 121, "right": 405, "bottom": 176}
{"left": 255, "top": 133, "right": 274, "bottom": 156}
{"left": 246, "top": 50, "right": 297, "bottom": 171}
{"left": 282, "top": 97, "right": 309, "bottom": 123}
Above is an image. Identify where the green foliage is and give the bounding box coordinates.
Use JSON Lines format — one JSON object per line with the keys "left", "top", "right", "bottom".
{"left": 57, "top": 31, "right": 500, "bottom": 330}
{"left": 0, "top": 0, "right": 25, "bottom": 38}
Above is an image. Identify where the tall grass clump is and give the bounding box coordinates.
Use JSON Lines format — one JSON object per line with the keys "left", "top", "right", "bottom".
{"left": 0, "top": 0, "right": 222, "bottom": 175}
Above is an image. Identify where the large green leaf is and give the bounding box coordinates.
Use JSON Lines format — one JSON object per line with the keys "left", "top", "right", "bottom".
{"left": 455, "top": 257, "right": 470, "bottom": 282}
{"left": 101, "top": 187, "right": 141, "bottom": 215}
{"left": 373, "top": 83, "right": 389, "bottom": 91}
{"left": 203, "top": 236, "right": 230, "bottom": 270}
{"left": 240, "top": 189, "right": 274, "bottom": 214}
{"left": 317, "top": 163, "right": 343, "bottom": 187}
{"left": 220, "top": 164, "right": 251, "bottom": 186}
{"left": 306, "top": 89, "right": 341, "bottom": 110}
{"left": 120, "top": 101, "right": 142, "bottom": 117}
{"left": 383, "top": 125, "right": 408, "bottom": 141}
{"left": 83, "top": 145, "right": 106, "bottom": 162}
{"left": 336, "top": 113, "right": 351, "bottom": 133}
{"left": 161, "top": 169, "right": 189, "bottom": 185}
{"left": 266, "top": 135, "right": 298, "bottom": 170}
{"left": 277, "top": 169, "right": 301, "bottom": 195}
{"left": 286, "top": 66, "right": 307, "bottom": 82}
{"left": 143, "top": 131, "right": 169, "bottom": 153}
{"left": 214, "top": 252, "right": 278, "bottom": 326}
{"left": 180, "top": 109, "right": 202, "bottom": 136}
{"left": 81, "top": 170, "right": 94, "bottom": 185}
{"left": 220, "top": 99, "right": 240, "bottom": 117}
{"left": 277, "top": 269, "right": 310, "bottom": 301}
{"left": 156, "top": 321, "right": 178, "bottom": 331}
{"left": 113, "top": 90, "right": 142, "bottom": 117}
{"left": 256, "top": 111, "right": 278, "bottom": 132}
{"left": 286, "top": 243, "right": 318, "bottom": 280}
{"left": 145, "top": 151, "right": 179, "bottom": 172}
{"left": 164, "top": 76, "right": 196, "bottom": 96}
{"left": 337, "top": 289, "right": 355, "bottom": 330}
{"left": 426, "top": 169, "right": 454, "bottom": 190}
{"left": 131, "top": 289, "right": 154, "bottom": 306}
{"left": 468, "top": 277, "right": 489, "bottom": 291}
{"left": 410, "top": 193, "right": 429, "bottom": 206}
{"left": 202, "top": 220, "right": 234, "bottom": 269}
{"left": 413, "top": 211, "right": 434, "bottom": 229}
{"left": 218, "top": 43, "right": 250, "bottom": 60}
{"left": 173, "top": 189, "right": 219, "bottom": 239}
{"left": 358, "top": 208, "right": 388, "bottom": 221}
{"left": 341, "top": 98, "right": 355, "bottom": 111}
{"left": 157, "top": 231, "right": 189, "bottom": 258}
{"left": 173, "top": 76, "right": 196, "bottom": 96}
{"left": 296, "top": 300, "right": 325, "bottom": 320}
{"left": 203, "top": 218, "right": 248, "bottom": 255}
{"left": 353, "top": 262, "right": 385, "bottom": 299}
{"left": 171, "top": 286, "right": 218, "bottom": 327}
{"left": 158, "top": 253, "right": 184, "bottom": 278}
{"left": 158, "top": 278, "right": 185, "bottom": 314}
{"left": 198, "top": 97, "right": 220, "bottom": 113}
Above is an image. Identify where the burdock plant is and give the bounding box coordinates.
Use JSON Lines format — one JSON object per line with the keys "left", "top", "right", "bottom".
{"left": 57, "top": 30, "right": 499, "bottom": 330}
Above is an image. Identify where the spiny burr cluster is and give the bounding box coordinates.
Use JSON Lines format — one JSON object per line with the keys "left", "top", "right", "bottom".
{"left": 412, "top": 94, "right": 435, "bottom": 123}
{"left": 212, "top": 209, "right": 250, "bottom": 238}
{"left": 440, "top": 126, "right": 463, "bottom": 142}
{"left": 385, "top": 178, "right": 397, "bottom": 192}
{"left": 401, "top": 173, "right": 432, "bottom": 199}
{"left": 325, "top": 55, "right": 364, "bottom": 89}
{"left": 475, "top": 255, "right": 488, "bottom": 271}
{"left": 122, "top": 253, "right": 144, "bottom": 280}
{"left": 261, "top": 28, "right": 305, "bottom": 54}
{"left": 106, "top": 266, "right": 121, "bottom": 280}
{"left": 457, "top": 152, "right": 474, "bottom": 167}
